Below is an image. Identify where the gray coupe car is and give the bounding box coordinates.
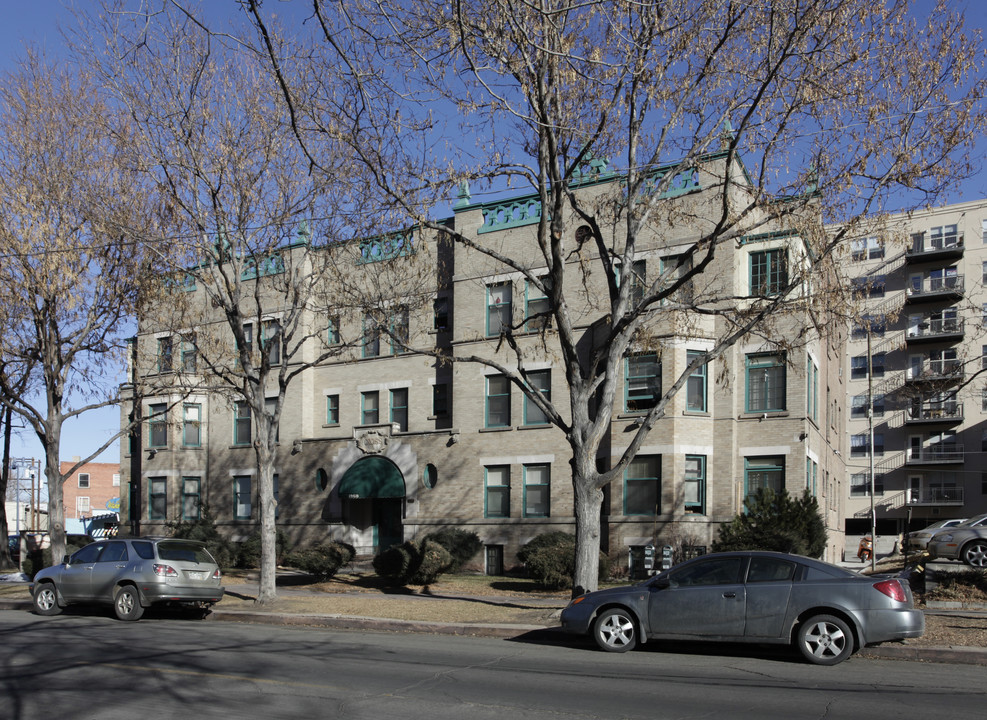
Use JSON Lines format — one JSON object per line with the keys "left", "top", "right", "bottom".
{"left": 31, "top": 537, "right": 224, "bottom": 620}
{"left": 926, "top": 513, "right": 987, "bottom": 567}
{"left": 560, "top": 551, "right": 924, "bottom": 665}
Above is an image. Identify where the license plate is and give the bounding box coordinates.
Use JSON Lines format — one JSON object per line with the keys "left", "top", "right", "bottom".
{"left": 187, "top": 571, "right": 207, "bottom": 580}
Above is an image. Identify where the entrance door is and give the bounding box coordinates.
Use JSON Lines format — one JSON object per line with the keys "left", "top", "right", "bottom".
{"left": 374, "top": 498, "right": 404, "bottom": 552}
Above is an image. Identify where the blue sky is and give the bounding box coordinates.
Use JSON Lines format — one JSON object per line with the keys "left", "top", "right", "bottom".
{"left": 2, "top": 0, "right": 985, "bottom": 468}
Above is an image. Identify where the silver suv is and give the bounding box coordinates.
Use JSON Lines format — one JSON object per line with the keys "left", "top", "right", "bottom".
{"left": 31, "top": 537, "right": 224, "bottom": 620}
{"left": 927, "top": 513, "right": 987, "bottom": 567}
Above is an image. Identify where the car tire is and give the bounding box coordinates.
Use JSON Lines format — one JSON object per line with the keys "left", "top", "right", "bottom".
{"left": 593, "top": 608, "right": 637, "bottom": 653}
{"left": 797, "top": 614, "right": 853, "bottom": 665}
{"left": 33, "top": 582, "right": 62, "bottom": 616}
{"left": 961, "top": 541, "right": 987, "bottom": 568}
{"left": 113, "top": 585, "right": 145, "bottom": 621}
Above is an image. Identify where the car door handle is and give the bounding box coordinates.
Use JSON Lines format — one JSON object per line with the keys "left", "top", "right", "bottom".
{"left": 722, "top": 592, "right": 737, "bottom": 599}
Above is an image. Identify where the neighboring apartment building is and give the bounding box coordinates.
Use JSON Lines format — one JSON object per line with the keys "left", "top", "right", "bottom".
{"left": 60, "top": 460, "right": 121, "bottom": 533}
{"left": 844, "top": 199, "right": 987, "bottom": 538}
{"left": 119, "top": 153, "right": 847, "bottom": 571}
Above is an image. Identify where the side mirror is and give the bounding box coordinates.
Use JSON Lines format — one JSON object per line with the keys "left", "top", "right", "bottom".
{"left": 62, "top": 555, "right": 71, "bottom": 565}
{"left": 650, "top": 575, "right": 670, "bottom": 590}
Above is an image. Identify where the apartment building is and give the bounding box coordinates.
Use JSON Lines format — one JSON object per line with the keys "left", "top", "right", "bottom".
{"left": 844, "top": 199, "right": 987, "bottom": 538}
{"left": 59, "top": 460, "right": 121, "bottom": 534}
{"left": 119, "top": 153, "right": 847, "bottom": 570}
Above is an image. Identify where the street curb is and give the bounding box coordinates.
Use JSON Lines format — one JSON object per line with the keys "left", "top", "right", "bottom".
{"left": 3, "top": 598, "right": 985, "bottom": 665}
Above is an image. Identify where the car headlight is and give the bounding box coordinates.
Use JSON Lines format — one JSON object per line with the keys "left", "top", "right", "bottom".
{"left": 934, "top": 534, "right": 953, "bottom": 543}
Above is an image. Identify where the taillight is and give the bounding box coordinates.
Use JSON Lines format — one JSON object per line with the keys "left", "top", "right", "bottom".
{"left": 873, "top": 579, "right": 906, "bottom": 602}
{"left": 153, "top": 564, "right": 179, "bottom": 578}
{"left": 212, "top": 569, "right": 222, "bottom": 580}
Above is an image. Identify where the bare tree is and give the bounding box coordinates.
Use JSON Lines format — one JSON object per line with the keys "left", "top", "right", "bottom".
{"left": 0, "top": 55, "right": 155, "bottom": 566}
{"left": 244, "top": 0, "right": 983, "bottom": 594}
{"left": 78, "top": 2, "right": 435, "bottom": 602}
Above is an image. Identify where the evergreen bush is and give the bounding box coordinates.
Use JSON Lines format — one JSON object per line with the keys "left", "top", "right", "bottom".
{"left": 517, "top": 532, "right": 609, "bottom": 590}
{"left": 284, "top": 542, "right": 355, "bottom": 581}
{"left": 712, "top": 488, "right": 827, "bottom": 557}
{"left": 373, "top": 539, "right": 454, "bottom": 586}
{"left": 166, "top": 506, "right": 236, "bottom": 569}
{"left": 422, "top": 528, "right": 482, "bottom": 572}
{"left": 236, "top": 528, "right": 290, "bottom": 568}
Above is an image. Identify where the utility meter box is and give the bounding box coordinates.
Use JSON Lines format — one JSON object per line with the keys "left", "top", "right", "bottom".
{"left": 643, "top": 544, "right": 655, "bottom": 573}
{"left": 661, "top": 545, "right": 673, "bottom": 571}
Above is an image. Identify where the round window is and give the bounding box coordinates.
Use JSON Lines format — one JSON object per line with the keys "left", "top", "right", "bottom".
{"left": 316, "top": 468, "right": 329, "bottom": 491}
{"left": 423, "top": 464, "right": 437, "bottom": 489}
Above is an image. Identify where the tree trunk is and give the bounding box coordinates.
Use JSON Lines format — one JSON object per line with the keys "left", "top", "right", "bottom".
{"left": 572, "top": 477, "right": 604, "bottom": 598}
{"left": 44, "top": 419, "right": 65, "bottom": 567}
{"left": 255, "top": 430, "right": 278, "bottom": 604}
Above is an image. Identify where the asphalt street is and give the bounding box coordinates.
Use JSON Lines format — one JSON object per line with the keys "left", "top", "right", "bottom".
{"left": 2, "top": 609, "right": 985, "bottom": 720}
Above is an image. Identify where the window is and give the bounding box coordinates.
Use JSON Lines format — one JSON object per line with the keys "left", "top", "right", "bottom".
{"left": 806, "top": 357, "right": 818, "bottom": 422}
{"left": 327, "top": 316, "right": 340, "bottom": 345}
{"left": 747, "top": 557, "right": 796, "bottom": 583}
{"left": 982, "top": 345, "right": 987, "bottom": 371}
{"left": 852, "top": 314, "right": 886, "bottom": 338}
{"left": 626, "top": 353, "right": 660, "bottom": 412}
{"left": 265, "top": 397, "right": 280, "bottom": 442}
{"left": 241, "top": 323, "right": 254, "bottom": 359}
{"left": 182, "top": 477, "right": 201, "bottom": 520}
{"left": 745, "top": 353, "right": 786, "bottom": 413}
{"left": 433, "top": 296, "right": 449, "bottom": 331}
{"left": 851, "top": 433, "right": 884, "bottom": 455}
{"left": 684, "top": 455, "right": 705, "bottom": 515}
{"left": 982, "top": 388, "right": 987, "bottom": 413}
{"left": 484, "top": 465, "right": 511, "bottom": 518}
{"left": 76, "top": 496, "right": 90, "bottom": 514}
{"left": 525, "top": 276, "right": 552, "bottom": 331}
{"left": 851, "top": 236, "right": 883, "bottom": 260}
{"left": 149, "top": 477, "right": 167, "bottom": 521}
{"left": 523, "top": 464, "right": 550, "bottom": 517}
{"left": 850, "top": 472, "right": 885, "bottom": 496}
{"left": 872, "top": 352, "right": 886, "bottom": 377}
{"left": 361, "top": 391, "right": 380, "bottom": 425}
{"left": 624, "top": 455, "right": 660, "bottom": 516}
{"left": 113, "top": 473, "right": 120, "bottom": 487}
{"left": 183, "top": 404, "right": 201, "bottom": 447}
{"left": 660, "top": 254, "right": 693, "bottom": 304}
{"left": 149, "top": 403, "right": 168, "bottom": 448}
{"left": 485, "top": 375, "right": 511, "bottom": 428}
{"left": 390, "top": 388, "right": 408, "bottom": 431}
{"left": 686, "top": 350, "right": 707, "bottom": 412}
{"left": 261, "top": 320, "right": 281, "bottom": 365}
{"left": 432, "top": 383, "right": 449, "bottom": 418}
{"left": 851, "top": 275, "right": 885, "bottom": 298}
{"left": 524, "top": 370, "right": 551, "bottom": 425}
{"left": 423, "top": 464, "right": 437, "bottom": 489}
{"left": 750, "top": 248, "right": 787, "bottom": 296}
{"left": 234, "top": 401, "right": 251, "bottom": 446}
{"left": 744, "top": 456, "right": 784, "bottom": 503}
{"left": 157, "top": 337, "right": 173, "bottom": 373}
{"left": 326, "top": 394, "right": 339, "bottom": 425}
{"left": 233, "top": 476, "right": 251, "bottom": 520}
{"left": 851, "top": 394, "right": 884, "bottom": 417}
{"left": 78, "top": 473, "right": 90, "bottom": 489}
{"left": 390, "top": 306, "right": 410, "bottom": 354}
{"left": 930, "top": 224, "right": 959, "bottom": 248}
{"left": 983, "top": 219, "right": 987, "bottom": 244}
{"left": 851, "top": 353, "right": 885, "bottom": 379}
{"left": 181, "top": 338, "right": 197, "bottom": 373}
{"left": 617, "top": 259, "right": 646, "bottom": 305}
{"left": 487, "top": 281, "right": 512, "bottom": 336}
{"left": 362, "top": 315, "right": 380, "bottom": 358}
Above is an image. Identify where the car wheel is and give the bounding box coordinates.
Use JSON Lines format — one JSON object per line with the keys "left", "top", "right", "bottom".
{"left": 797, "top": 614, "right": 853, "bottom": 665}
{"left": 962, "top": 541, "right": 987, "bottom": 567}
{"left": 33, "top": 583, "right": 62, "bottom": 616}
{"left": 593, "top": 608, "right": 637, "bottom": 653}
{"left": 113, "top": 585, "right": 145, "bottom": 621}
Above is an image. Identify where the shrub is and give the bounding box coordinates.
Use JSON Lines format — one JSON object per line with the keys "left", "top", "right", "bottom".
{"left": 236, "top": 528, "right": 290, "bottom": 569}
{"left": 713, "top": 488, "right": 827, "bottom": 557}
{"left": 423, "top": 528, "right": 482, "bottom": 572}
{"left": 166, "top": 506, "right": 236, "bottom": 569}
{"left": 285, "top": 542, "right": 355, "bottom": 581}
{"left": 373, "top": 539, "right": 454, "bottom": 586}
{"left": 517, "top": 532, "right": 609, "bottom": 590}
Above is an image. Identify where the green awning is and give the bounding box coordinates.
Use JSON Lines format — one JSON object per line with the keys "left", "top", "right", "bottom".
{"left": 337, "top": 456, "right": 405, "bottom": 499}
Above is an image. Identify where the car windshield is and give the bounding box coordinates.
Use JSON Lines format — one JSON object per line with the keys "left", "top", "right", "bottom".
{"left": 156, "top": 541, "right": 215, "bottom": 564}
{"left": 952, "top": 514, "right": 987, "bottom": 528}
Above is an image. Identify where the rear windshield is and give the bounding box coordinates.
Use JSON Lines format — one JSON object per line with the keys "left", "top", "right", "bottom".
{"left": 156, "top": 541, "right": 216, "bottom": 564}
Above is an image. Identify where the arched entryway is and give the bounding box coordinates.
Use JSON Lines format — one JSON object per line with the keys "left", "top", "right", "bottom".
{"left": 337, "top": 455, "right": 406, "bottom": 551}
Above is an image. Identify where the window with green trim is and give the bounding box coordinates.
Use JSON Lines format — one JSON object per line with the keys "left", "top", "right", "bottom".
{"left": 149, "top": 403, "right": 168, "bottom": 448}
{"left": 523, "top": 464, "right": 550, "bottom": 517}
{"left": 485, "top": 375, "right": 511, "bottom": 428}
{"left": 362, "top": 315, "right": 380, "bottom": 358}
{"left": 524, "top": 370, "right": 551, "bottom": 425}
{"left": 326, "top": 394, "right": 339, "bottom": 425}
{"left": 484, "top": 465, "right": 511, "bottom": 518}
{"left": 746, "top": 353, "right": 786, "bottom": 413}
{"left": 157, "top": 337, "right": 173, "bottom": 373}
{"left": 265, "top": 398, "right": 280, "bottom": 442}
{"left": 182, "top": 404, "right": 201, "bottom": 447}
{"left": 750, "top": 248, "right": 787, "bottom": 296}
{"left": 181, "top": 336, "right": 197, "bottom": 373}
{"left": 487, "top": 281, "right": 512, "bottom": 336}
{"left": 433, "top": 296, "right": 449, "bottom": 331}
{"left": 625, "top": 353, "right": 660, "bottom": 412}
{"left": 233, "top": 476, "right": 251, "bottom": 519}
{"left": 807, "top": 356, "right": 819, "bottom": 422}
{"left": 684, "top": 455, "right": 705, "bottom": 514}
{"left": 686, "top": 350, "right": 707, "bottom": 412}
{"left": 261, "top": 320, "right": 281, "bottom": 365}
{"left": 390, "top": 388, "right": 408, "bottom": 431}
{"left": 233, "top": 401, "right": 251, "bottom": 446}
{"left": 525, "top": 276, "right": 551, "bottom": 331}
{"left": 744, "top": 456, "right": 784, "bottom": 505}
{"left": 327, "top": 315, "right": 340, "bottom": 345}
{"left": 182, "top": 477, "right": 201, "bottom": 520}
{"left": 390, "top": 306, "right": 409, "bottom": 354}
{"left": 624, "top": 455, "right": 660, "bottom": 515}
{"left": 432, "top": 383, "right": 449, "bottom": 418}
{"left": 361, "top": 391, "right": 380, "bottom": 425}
{"left": 149, "top": 477, "right": 167, "bottom": 520}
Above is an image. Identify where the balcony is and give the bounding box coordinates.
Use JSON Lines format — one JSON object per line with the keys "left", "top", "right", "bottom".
{"left": 905, "top": 317, "right": 964, "bottom": 344}
{"left": 904, "top": 233, "right": 964, "bottom": 263}
{"left": 905, "top": 274, "right": 964, "bottom": 304}
{"left": 904, "top": 359, "right": 964, "bottom": 385}
{"left": 905, "top": 486, "right": 965, "bottom": 506}
{"left": 904, "top": 401, "right": 963, "bottom": 425}
{"left": 905, "top": 445, "right": 964, "bottom": 465}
